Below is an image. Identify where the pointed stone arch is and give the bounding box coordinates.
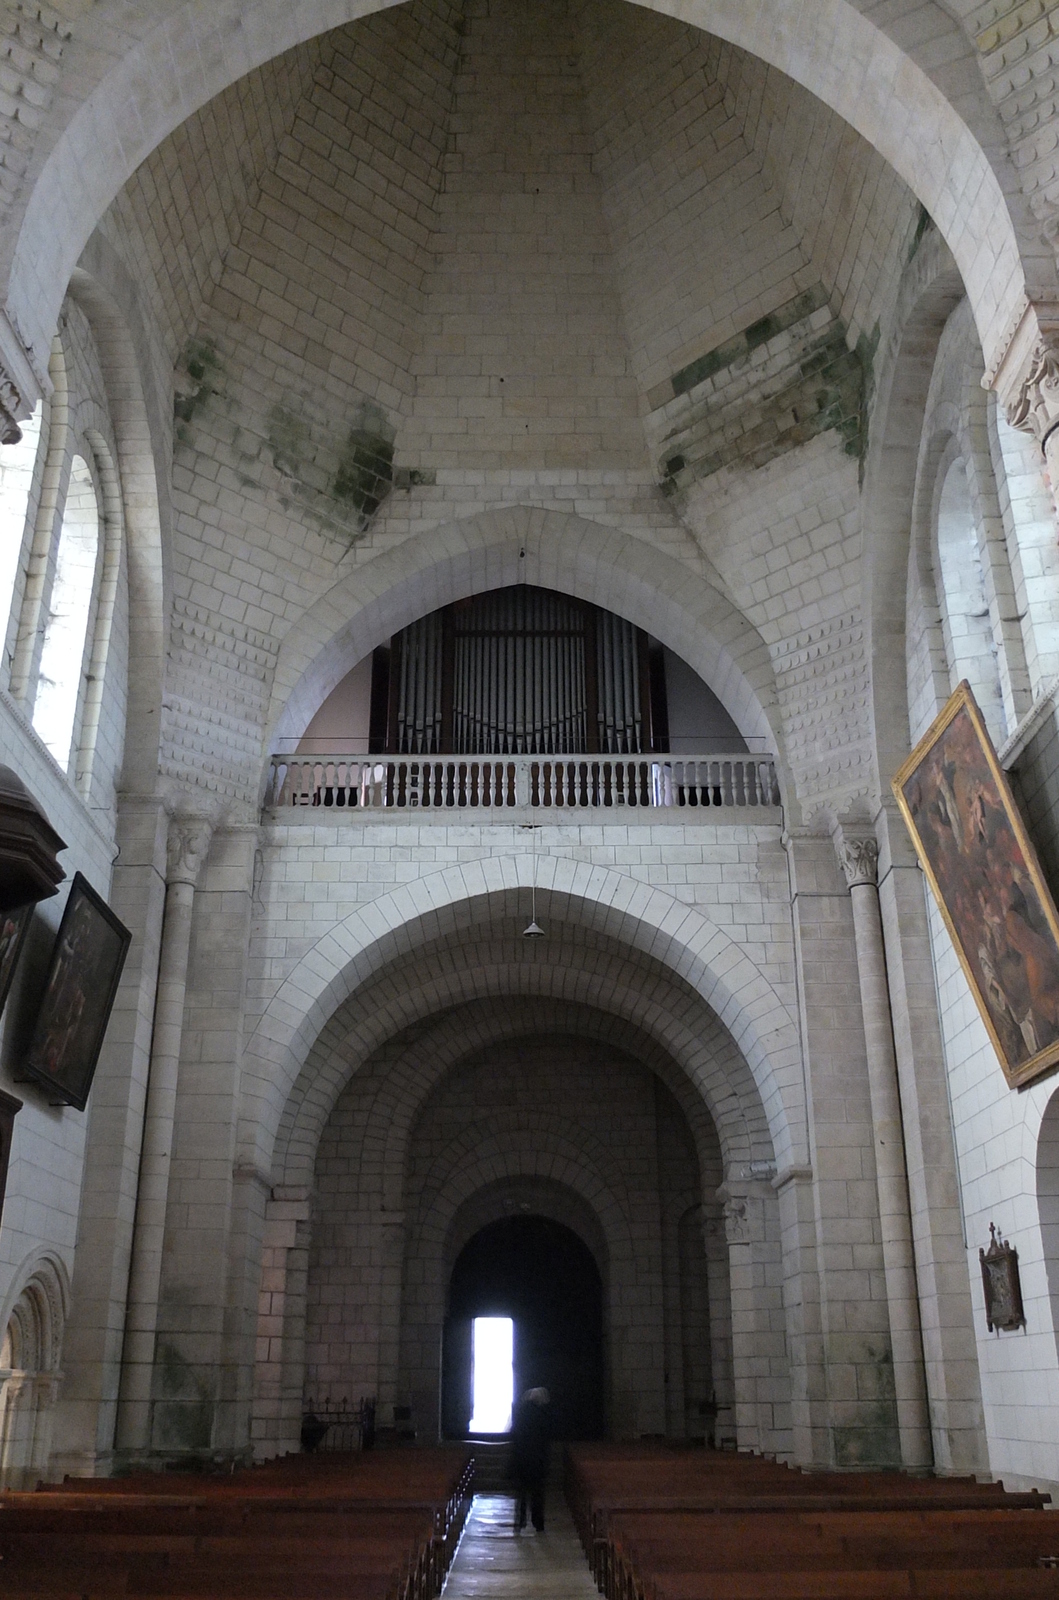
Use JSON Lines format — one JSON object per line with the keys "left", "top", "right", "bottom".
{"left": 273, "top": 965, "right": 775, "bottom": 1200}
{"left": 240, "top": 853, "right": 804, "bottom": 1181}
{"left": 264, "top": 505, "right": 782, "bottom": 781}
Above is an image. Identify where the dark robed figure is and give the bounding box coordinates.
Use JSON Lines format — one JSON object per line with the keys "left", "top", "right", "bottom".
{"left": 509, "top": 1387, "right": 551, "bottom": 1533}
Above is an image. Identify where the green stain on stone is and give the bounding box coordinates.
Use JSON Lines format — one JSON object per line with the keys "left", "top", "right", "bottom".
{"left": 331, "top": 401, "right": 396, "bottom": 523}
{"left": 670, "top": 285, "right": 830, "bottom": 398}
{"left": 152, "top": 1341, "right": 213, "bottom": 1452}
{"left": 174, "top": 338, "right": 222, "bottom": 439}
{"left": 908, "top": 203, "right": 934, "bottom": 263}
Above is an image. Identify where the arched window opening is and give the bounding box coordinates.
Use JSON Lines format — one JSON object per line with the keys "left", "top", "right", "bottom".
{"left": 935, "top": 457, "right": 1005, "bottom": 740}
{"left": 993, "top": 410, "right": 1059, "bottom": 692}
{"left": 0, "top": 1263, "right": 66, "bottom": 1489}
{"left": 1038, "top": 1087, "right": 1059, "bottom": 1367}
{"left": 72, "top": 432, "right": 124, "bottom": 802}
{"left": 0, "top": 402, "right": 43, "bottom": 645}
{"left": 32, "top": 455, "right": 100, "bottom": 770}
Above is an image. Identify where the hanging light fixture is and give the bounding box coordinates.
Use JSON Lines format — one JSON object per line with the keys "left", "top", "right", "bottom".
{"left": 523, "top": 879, "right": 544, "bottom": 939}
{"left": 523, "top": 828, "right": 545, "bottom": 938}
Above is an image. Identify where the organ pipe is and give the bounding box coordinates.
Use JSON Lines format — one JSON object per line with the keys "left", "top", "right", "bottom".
{"left": 387, "top": 585, "right": 652, "bottom": 756}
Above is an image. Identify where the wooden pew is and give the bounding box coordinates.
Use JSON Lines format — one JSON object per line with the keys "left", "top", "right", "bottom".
{"left": 0, "top": 1447, "right": 473, "bottom": 1600}
{"left": 565, "top": 1443, "right": 1056, "bottom": 1600}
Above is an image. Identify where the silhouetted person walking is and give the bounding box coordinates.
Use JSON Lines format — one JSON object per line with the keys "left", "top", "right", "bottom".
{"left": 510, "top": 1386, "right": 551, "bottom": 1533}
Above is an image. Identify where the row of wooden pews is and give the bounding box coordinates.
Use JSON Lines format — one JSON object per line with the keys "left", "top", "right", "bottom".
{"left": 566, "top": 1443, "right": 1059, "bottom": 1600}
{"left": 0, "top": 1445, "right": 473, "bottom": 1598}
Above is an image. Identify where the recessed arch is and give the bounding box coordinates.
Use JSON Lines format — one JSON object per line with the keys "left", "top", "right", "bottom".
{"left": 265, "top": 507, "right": 786, "bottom": 793}
{"left": 241, "top": 854, "right": 804, "bottom": 1181}
{"left": 0, "top": 1252, "right": 70, "bottom": 1490}
{"left": 862, "top": 229, "right": 966, "bottom": 798}
{"left": 32, "top": 449, "right": 101, "bottom": 769}
{"left": 6, "top": 0, "right": 1046, "bottom": 392}
{"left": 66, "top": 260, "right": 168, "bottom": 796}
{"left": 1038, "top": 1084, "right": 1059, "bottom": 1367}
{"left": 274, "top": 978, "right": 766, "bottom": 1203}
{"left": 443, "top": 1175, "right": 612, "bottom": 1288}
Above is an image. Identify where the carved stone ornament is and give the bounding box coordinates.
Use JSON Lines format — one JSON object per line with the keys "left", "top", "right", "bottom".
{"left": 979, "top": 1223, "right": 1026, "bottom": 1334}
{"left": 0, "top": 368, "right": 22, "bottom": 446}
{"left": 165, "top": 819, "right": 213, "bottom": 886}
{"left": 837, "top": 833, "right": 879, "bottom": 889}
{"left": 722, "top": 1196, "right": 750, "bottom": 1245}
{"left": 1004, "top": 338, "right": 1059, "bottom": 445}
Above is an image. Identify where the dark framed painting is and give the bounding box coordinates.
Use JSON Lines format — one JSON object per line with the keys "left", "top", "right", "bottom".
{"left": 18, "top": 873, "right": 131, "bottom": 1110}
{"left": 0, "top": 901, "right": 32, "bottom": 1021}
{"left": 893, "top": 681, "right": 1059, "bottom": 1090}
{"left": 0, "top": 1088, "right": 21, "bottom": 1231}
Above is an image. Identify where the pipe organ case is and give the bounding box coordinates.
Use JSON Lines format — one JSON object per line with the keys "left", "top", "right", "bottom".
{"left": 379, "top": 585, "right": 662, "bottom": 755}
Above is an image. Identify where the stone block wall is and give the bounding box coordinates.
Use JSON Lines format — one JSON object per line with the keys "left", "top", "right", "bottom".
{"left": 0, "top": 285, "right": 129, "bottom": 1419}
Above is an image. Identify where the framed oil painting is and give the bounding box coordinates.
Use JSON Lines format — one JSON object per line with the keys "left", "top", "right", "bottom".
{"left": 0, "top": 900, "right": 32, "bottom": 1021}
{"left": 893, "top": 681, "right": 1059, "bottom": 1090}
{"left": 19, "top": 873, "right": 131, "bottom": 1111}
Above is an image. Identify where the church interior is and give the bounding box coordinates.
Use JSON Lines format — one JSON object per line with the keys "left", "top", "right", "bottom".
{"left": 2, "top": 0, "right": 1059, "bottom": 1532}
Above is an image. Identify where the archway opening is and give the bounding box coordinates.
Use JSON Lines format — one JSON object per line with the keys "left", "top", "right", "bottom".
{"left": 441, "top": 1215, "right": 605, "bottom": 1443}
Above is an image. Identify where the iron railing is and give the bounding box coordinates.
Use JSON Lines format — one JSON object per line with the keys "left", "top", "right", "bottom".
{"left": 265, "top": 753, "right": 780, "bottom": 811}
{"left": 301, "top": 1396, "right": 376, "bottom": 1453}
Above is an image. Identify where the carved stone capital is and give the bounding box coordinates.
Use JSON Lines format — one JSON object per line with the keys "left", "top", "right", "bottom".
{"left": 985, "top": 297, "right": 1059, "bottom": 451}
{"left": 1005, "top": 338, "right": 1059, "bottom": 445}
{"left": 836, "top": 832, "right": 879, "bottom": 888}
{"left": 165, "top": 819, "right": 213, "bottom": 886}
{"left": 722, "top": 1196, "right": 750, "bottom": 1245}
{"left": 0, "top": 364, "right": 23, "bottom": 445}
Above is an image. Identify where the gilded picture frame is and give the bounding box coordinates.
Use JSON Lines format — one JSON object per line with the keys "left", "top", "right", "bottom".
{"left": 892, "top": 681, "right": 1059, "bottom": 1090}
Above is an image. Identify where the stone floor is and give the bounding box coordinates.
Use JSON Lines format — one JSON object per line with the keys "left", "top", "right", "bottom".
{"left": 443, "top": 1493, "right": 600, "bottom": 1599}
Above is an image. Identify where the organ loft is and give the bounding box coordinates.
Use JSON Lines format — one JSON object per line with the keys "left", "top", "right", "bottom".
{"left": 0, "top": 0, "right": 1059, "bottom": 1531}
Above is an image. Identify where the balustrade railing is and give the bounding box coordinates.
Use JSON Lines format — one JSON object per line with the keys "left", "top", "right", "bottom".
{"left": 265, "top": 753, "right": 780, "bottom": 812}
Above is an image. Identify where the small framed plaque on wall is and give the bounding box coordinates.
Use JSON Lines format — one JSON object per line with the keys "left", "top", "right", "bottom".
{"left": 980, "top": 1224, "right": 1026, "bottom": 1333}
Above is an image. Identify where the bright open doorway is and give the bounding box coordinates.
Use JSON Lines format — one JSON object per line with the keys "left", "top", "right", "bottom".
{"left": 469, "top": 1316, "right": 514, "bottom": 1434}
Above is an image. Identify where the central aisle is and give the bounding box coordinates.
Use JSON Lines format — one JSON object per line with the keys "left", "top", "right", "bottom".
{"left": 444, "top": 1492, "right": 600, "bottom": 1599}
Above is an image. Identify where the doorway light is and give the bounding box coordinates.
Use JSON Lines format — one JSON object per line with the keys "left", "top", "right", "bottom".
{"left": 469, "top": 1315, "right": 513, "bottom": 1434}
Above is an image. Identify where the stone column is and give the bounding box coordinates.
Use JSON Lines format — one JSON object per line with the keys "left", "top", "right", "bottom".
{"left": 835, "top": 828, "right": 932, "bottom": 1471}
{"left": 772, "top": 1164, "right": 822, "bottom": 1465}
{"left": 51, "top": 795, "right": 168, "bottom": 1477}
{"left": 785, "top": 830, "right": 900, "bottom": 1469}
{"left": 874, "top": 803, "right": 987, "bottom": 1474}
{"left": 718, "top": 1172, "right": 791, "bottom": 1457}
{"left": 373, "top": 1210, "right": 408, "bottom": 1420}
{"left": 251, "top": 1186, "right": 311, "bottom": 1460}
{"left": 702, "top": 1201, "right": 735, "bottom": 1444}
{"left": 152, "top": 822, "right": 260, "bottom": 1461}
{"left": 115, "top": 815, "right": 212, "bottom": 1456}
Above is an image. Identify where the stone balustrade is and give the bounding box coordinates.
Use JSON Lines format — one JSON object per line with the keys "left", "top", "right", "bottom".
{"left": 265, "top": 752, "right": 781, "bottom": 813}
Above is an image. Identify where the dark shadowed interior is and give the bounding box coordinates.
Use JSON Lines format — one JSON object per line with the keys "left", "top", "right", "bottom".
{"left": 442, "top": 1215, "right": 605, "bottom": 1442}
